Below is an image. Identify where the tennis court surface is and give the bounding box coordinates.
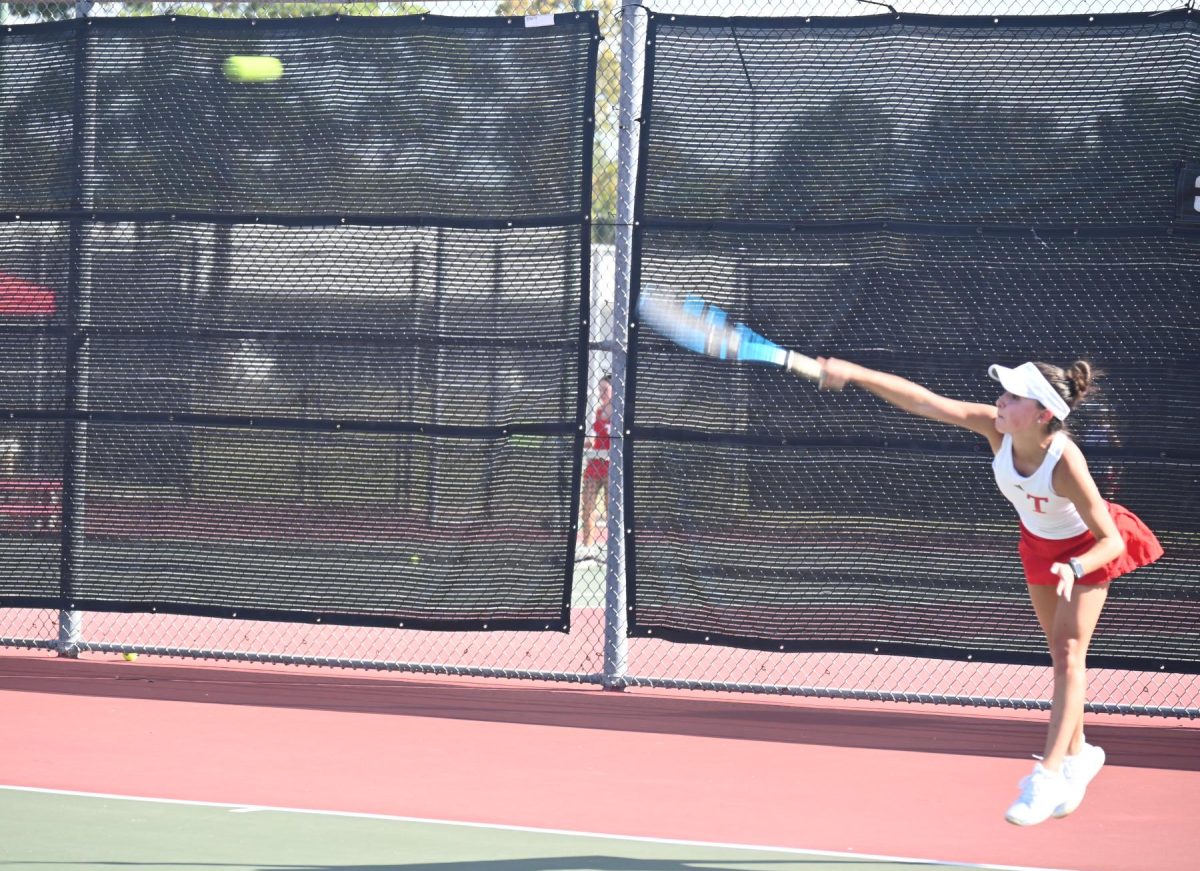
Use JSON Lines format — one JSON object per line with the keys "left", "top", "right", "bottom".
{"left": 0, "top": 787, "right": 1056, "bottom": 871}
{"left": 3, "top": 651, "right": 1198, "bottom": 871}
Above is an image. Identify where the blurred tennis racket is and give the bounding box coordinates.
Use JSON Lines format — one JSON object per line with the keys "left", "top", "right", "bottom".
{"left": 637, "top": 288, "right": 824, "bottom": 385}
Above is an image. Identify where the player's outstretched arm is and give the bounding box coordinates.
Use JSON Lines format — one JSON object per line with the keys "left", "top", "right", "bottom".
{"left": 819, "top": 357, "right": 1000, "bottom": 447}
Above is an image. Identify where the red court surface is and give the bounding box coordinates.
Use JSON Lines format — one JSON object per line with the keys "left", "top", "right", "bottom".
{"left": 2, "top": 650, "right": 1197, "bottom": 870}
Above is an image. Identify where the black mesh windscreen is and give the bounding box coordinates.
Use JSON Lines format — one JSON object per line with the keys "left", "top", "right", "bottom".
{"left": 0, "top": 14, "right": 598, "bottom": 630}
{"left": 82, "top": 16, "right": 592, "bottom": 217}
{"left": 639, "top": 13, "right": 1200, "bottom": 226}
{"left": 629, "top": 12, "right": 1200, "bottom": 670}
{"left": 0, "top": 31, "right": 74, "bottom": 211}
{"left": 0, "top": 222, "right": 66, "bottom": 601}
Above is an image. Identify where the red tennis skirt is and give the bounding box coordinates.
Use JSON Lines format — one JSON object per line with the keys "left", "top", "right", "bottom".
{"left": 584, "top": 458, "right": 609, "bottom": 481}
{"left": 1018, "top": 502, "right": 1163, "bottom": 586}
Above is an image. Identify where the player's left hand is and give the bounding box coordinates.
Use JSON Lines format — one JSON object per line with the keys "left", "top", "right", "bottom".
{"left": 1050, "top": 562, "right": 1075, "bottom": 602}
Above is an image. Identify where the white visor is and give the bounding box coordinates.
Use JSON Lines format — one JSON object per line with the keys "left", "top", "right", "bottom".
{"left": 988, "top": 362, "right": 1071, "bottom": 421}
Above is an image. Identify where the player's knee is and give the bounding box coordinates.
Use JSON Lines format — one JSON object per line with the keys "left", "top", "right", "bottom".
{"left": 1050, "top": 635, "right": 1087, "bottom": 675}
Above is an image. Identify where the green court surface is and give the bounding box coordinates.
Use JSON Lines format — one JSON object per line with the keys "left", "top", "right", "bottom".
{"left": 0, "top": 787, "right": 1001, "bottom": 871}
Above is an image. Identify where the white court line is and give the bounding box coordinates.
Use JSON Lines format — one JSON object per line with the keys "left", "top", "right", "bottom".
{"left": 0, "top": 784, "right": 1079, "bottom": 871}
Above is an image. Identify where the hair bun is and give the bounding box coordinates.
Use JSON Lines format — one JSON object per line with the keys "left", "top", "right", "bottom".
{"left": 1067, "top": 360, "right": 1097, "bottom": 403}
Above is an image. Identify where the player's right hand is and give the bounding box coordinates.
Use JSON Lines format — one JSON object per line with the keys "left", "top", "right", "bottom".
{"left": 817, "top": 357, "right": 853, "bottom": 391}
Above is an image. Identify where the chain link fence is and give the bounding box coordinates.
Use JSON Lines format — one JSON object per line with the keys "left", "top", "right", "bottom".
{"left": 1, "top": 0, "right": 1195, "bottom": 717}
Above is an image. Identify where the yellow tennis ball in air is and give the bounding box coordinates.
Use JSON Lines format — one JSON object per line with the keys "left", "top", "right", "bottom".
{"left": 122, "top": 652, "right": 138, "bottom": 662}
{"left": 409, "top": 554, "right": 421, "bottom": 565}
{"left": 222, "top": 55, "right": 283, "bottom": 83}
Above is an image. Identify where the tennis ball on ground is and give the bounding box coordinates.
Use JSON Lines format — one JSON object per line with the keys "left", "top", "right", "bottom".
{"left": 223, "top": 55, "right": 283, "bottom": 83}
{"left": 122, "top": 652, "right": 138, "bottom": 662}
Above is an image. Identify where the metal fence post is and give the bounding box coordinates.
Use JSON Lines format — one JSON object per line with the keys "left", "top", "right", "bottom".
{"left": 603, "top": 0, "right": 644, "bottom": 690}
{"left": 57, "top": 611, "right": 81, "bottom": 657}
{"left": 58, "top": 0, "right": 92, "bottom": 658}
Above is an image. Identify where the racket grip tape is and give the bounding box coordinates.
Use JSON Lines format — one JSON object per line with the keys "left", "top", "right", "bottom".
{"left": 785, "top": 350, "right": 823, "bottom": 384}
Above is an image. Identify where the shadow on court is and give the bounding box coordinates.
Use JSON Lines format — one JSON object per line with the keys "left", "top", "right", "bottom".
{"left": 311, "top": 863, "right": 881, "bottom": 870}
{"left": 0, "top": 862, "right": 925, "bottom": 869}
{"left": 2, "top": 654, "right": 1196, "bottom": 772}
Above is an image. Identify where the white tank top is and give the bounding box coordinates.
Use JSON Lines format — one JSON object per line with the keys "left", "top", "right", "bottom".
{"left": 992, "top": 432, "right": 1088, "bottom": 540}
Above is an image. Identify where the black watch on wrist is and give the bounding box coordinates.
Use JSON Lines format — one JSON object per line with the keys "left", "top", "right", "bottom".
{"left": 1068, "top": 557, "right": 1086, "bottom": 580}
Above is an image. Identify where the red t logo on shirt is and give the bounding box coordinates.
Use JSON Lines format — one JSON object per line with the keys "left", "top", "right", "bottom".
{"left": 1026, "top": 494, "right": 1049, "bottom": 514}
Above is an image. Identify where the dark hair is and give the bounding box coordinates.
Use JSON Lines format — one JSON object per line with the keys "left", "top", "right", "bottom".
{"left": 1033, "top": 360, "right": 1100, "bottom": 432}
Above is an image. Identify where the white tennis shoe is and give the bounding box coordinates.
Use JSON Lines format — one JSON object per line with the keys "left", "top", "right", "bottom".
{"left": 1053, "top": 742, "right": 1106, "bottom": 818}
{"left": 1005, "top": 762, "right": 1070, "bottom": 826}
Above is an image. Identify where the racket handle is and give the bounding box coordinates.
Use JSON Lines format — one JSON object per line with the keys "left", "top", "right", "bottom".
{"left": 785, "top": 350, "right": 823, "bottom": 384}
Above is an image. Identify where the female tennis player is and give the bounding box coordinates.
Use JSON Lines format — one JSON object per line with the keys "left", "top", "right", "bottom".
{"left": 817, "top": 356, "right": 1162, "bottom": 826}
{"left": 578, "top": 374, "right": 612, "bottom": 559}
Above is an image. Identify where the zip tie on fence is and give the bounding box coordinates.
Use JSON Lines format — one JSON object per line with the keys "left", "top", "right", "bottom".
{"left": 610, "top": 3, "right": 651, "bottom": 22}
{"left": 857, "top": 0, "right": 900, "bottom": 15}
